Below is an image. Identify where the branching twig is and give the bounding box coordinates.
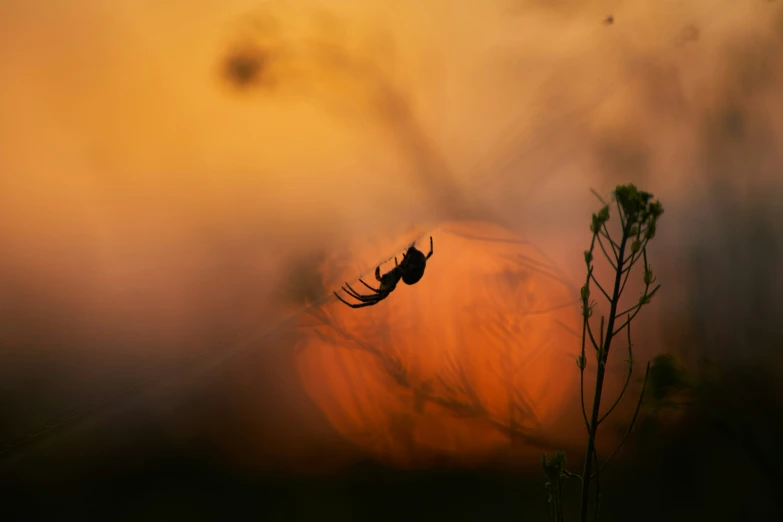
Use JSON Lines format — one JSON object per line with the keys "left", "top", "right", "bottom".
{"left": 585, "top": 310, "right": 601, "bottom": 351}
{"left": 614, "top": 195, "right": 627, "bottom": 230}
{"left": 600, "top": 226, "right": 620, "bottom": 255}
{"left": 618, "top": 259, "right": 634, "bottom": 296}
{"left": 574, "top": 185, "right": 663, "bottom": 522}
{"left": 594, "top": 361, "right": 651, "bottom": 477}
{"left": 620, "top": 239, "right": 650, "bottom": 275}
{"left": 590, "top": 187, "right": 620, "bottom": 260}
{"left": 613, "top": 284, "right": 659, "bottom": 336}
{"left": 589, "top": 188, "right": 608, "bottom": 205}
{"left": 579, "top": 321, "right": 590, "bottom": 431}
{"left": 598, "top": 322, "right": 635, "bottom": 426}
{"left": 590, "top": 272, "right": 612, "bottom": 302}
{"left": 547, "top": 186, "right": 663, "bottom": 522}
{"left": 596, "top": 234, "right": 618, "bottom": 270}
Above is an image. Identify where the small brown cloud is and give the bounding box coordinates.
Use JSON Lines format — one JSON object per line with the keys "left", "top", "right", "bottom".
{"left": 222, "top": 43, "right": 273, "bottom": 90}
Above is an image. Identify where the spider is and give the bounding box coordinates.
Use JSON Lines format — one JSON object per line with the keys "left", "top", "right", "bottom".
{"left": 333, "top": 236, "right": 434, "bottom": 308}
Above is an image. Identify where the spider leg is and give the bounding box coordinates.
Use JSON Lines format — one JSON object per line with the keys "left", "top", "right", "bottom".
{"left": 358, "top": 279, "right": 381, "bottom": 293}
{"left": 346, "top": 281, "right": 379, "bottom": 296}
{"left": 340, "top": 298, "right": 382, "bottom": 308}
{"left": 334, "top": 292, "right": 380, "bottom": 308}
{"left": 334, "top": 291, "right": 385, "bottom": 308}
{"left": 346, "top": 292, "right": 381, "bottom": 304}
{"left": 426, "top": 236, "right": 433, "bottom": 259}
{"left": 394, "top": 256, "right": 398, "bottom": 267}
{"left": 339, "top": 285, "right": 378, "bottom": 301}
{"left": 346, "top": 300, "right": 380, "bottom": 308}
{"left": 333, "top": 291, "right": 355, "bottom": 306}
{"left": 342, "top": 284, "right": 368, "bottom": 300}
{"left": 343, "top": 284, "right": 381, "bottom": 301}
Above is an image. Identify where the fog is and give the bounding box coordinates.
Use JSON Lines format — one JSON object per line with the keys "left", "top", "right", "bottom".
{"left": 1, "top": 0, "right": 782, "bottom": 516}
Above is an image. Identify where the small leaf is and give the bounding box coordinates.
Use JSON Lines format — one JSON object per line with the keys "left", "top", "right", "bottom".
{"left": 645, "top": 221, "right": 657, "bottom": 239}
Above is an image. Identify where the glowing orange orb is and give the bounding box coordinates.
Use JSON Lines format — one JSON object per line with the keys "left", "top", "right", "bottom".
{"left": 295, "top": 221, "right": 582, "bottom": 467}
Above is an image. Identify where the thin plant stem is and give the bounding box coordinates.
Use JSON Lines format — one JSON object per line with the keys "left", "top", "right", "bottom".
{"left": 585, "top": 313, "right": 601, "bottom": 351}
{"left": 590, "top": 273, "right": 612, "bottom": 302}
{"left": 598, "top": 323, "right": 634, "bottom": 426}
{"left": 618, "top": 259, "right": 634, "bottom": 296}
{"left": 593, "top": 448, "right": 601, "bottom": 522}
{"left": 613, "top": 285, "right": 660, "bottom": 336}
{"left": 590, "top": 188, "right": 608, "bottom": 205}
{"left": 594, "top": 361, "right": 651, "bottom": 477}
{"left": 579, "top": 228, "right": 628, "bottom": 522}
{"left": 580, "top": 321, "right": 590, "bottom": 431}
{"left": 558, "top": 185, "right": 662, "bottom": 522}
{"left": 596, "top": 235, "right": 618, "bottom": 269}
{"left": 600, "top": 226, "right": 620, "bottom": 255}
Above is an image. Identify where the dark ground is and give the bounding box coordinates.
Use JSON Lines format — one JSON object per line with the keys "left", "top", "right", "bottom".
{"left": 1, "top": 334, "right": 781, "bottom": 522}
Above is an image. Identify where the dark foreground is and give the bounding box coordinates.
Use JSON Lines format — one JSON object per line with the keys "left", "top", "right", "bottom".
{"left": 2, "top": 350, "right": 781, "bottom": 522}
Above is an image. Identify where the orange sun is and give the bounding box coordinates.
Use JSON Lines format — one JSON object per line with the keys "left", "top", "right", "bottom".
{"left": 294, "top": 221, "right": 584, "bottom": 468}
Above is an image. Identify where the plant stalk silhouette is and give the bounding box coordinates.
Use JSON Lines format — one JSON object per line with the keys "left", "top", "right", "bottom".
{"left": 543, "top": 184, "right": 664, "bottom": 522}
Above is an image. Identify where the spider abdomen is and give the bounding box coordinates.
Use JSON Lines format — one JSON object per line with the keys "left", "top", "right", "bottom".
{"left": 401, "top": 268, "right": 425, "bottom": 285}
{"left": 398, "top": 245, "right": 430, "bottom": 285}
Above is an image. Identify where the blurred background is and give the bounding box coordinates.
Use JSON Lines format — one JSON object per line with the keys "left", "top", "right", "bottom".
{"left": 1, "top": 0, "right": 782, "bottom": 520}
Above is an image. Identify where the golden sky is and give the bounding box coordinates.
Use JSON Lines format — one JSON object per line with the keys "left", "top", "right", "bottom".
{"left": 1, "top": 0, "right": 779, "bottom": 259}
{"left": 1, "top": 0, "right": 782, "bottom": 468}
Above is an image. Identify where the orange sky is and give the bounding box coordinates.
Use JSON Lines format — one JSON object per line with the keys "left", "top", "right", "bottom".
{"left": 1, "top": 0, "right": 782, "bottom": 468}
{"left": 1, "top": 0, "right": 779, "bottom": 256}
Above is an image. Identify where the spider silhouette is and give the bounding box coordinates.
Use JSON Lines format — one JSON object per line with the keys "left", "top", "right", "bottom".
{"left": 334, "top": 237, "right": 434, "bottom": 308}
